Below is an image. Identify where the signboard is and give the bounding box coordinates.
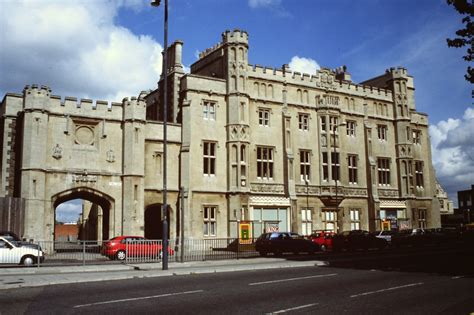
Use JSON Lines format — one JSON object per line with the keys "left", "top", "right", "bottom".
{"left": 265, "top": 222, "right": 279, "bottom": 233}
{"left": 239, "top": 222, "right": 252, "bottom": 244}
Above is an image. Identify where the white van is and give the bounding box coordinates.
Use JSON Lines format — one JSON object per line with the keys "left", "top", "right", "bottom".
{"left": 0, "top": 236, "right": 44, "bottom": 266}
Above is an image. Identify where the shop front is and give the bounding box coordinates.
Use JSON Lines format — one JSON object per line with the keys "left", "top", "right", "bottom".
{"left": 378, "top": 200, "right": 409, "bottom": 231}
{"left": 249, "top": 196, "right": 291, "bottom": 237}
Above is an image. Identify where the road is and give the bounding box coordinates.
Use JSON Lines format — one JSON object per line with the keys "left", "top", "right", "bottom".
{"left": 1, "top": 245, "right": 473, "bottom": 314}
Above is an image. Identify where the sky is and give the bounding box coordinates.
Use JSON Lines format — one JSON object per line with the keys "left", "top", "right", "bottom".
{"left": 0, "top": 0, "right": 472, "bottom": 222}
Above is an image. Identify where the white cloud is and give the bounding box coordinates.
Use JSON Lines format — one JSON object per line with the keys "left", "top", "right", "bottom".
{"left": 0, "top": 0, "right": 162, "bottom": 102}
{"left": 429, "top": 107, "right": 474, "bottom": 205}
{"left": 288, "top": 56, "right": 321, "bottom": 75}
{"left": 248, "top": 0, "right": 281, "bottom": 9}
{"left": 56, "top": 200, "right": 82, "bottom": 223}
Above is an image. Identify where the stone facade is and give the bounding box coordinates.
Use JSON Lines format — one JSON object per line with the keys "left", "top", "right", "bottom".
{"left": 0, "top": 29, "right": 450, "bottom": 242}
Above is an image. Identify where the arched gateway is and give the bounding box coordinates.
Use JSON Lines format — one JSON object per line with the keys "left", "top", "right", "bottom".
{"left": 52, "top": 187, "right": 114, "bottom": 241}
{"left": 0, "top": 85, "right": 179, "bottom": 242}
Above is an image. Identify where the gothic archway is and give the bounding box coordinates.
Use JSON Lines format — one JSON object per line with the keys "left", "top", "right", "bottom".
{"left": 52, "top": 187, "right": 114, "bottom": 241}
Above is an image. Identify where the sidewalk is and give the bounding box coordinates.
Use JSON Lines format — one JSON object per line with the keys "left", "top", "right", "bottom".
{"left": 0, "top": 258, "right": 328, "bottom": 290}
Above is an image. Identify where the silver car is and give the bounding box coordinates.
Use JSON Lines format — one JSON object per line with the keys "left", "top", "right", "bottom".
{"left": 374, "top": 230, "right": 396, "bottom": 244}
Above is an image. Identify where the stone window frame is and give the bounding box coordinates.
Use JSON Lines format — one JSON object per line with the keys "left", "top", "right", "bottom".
{"left": 412, "top": 129, "right": 422, "bottom": 145}
{"left": 298, "top": 113, "right": 310, "bottom": 131}
{"left": 322, "top": 151, "right": 329, "bottom": 182}
{"left": 256, "top": 146, "right": 274, "bottom": 180}
{"left": 202, "top": 141, "right": 217, "bottom": 176}
{"left": 330, "top": 152, "right": 340, "bottom": 181}
{"left": 322, "top": 209, "right": 338, "bottom": 232}
{"left": 258, "top": 108, "right": 271, "bottom": 126}
{"left": 203, "top": 205, "right": 217, "bottom": 237}
{"left": 301, "top": 208, "right": 312, "bottom": 236}
{"left": 377, "top": 124, "right": 388, "bottom": 141}
{"left": 348, "top": 154, "right": 358, "bottom": 185}
{"left": 377, "top": 157, "right": 391, "bottom": 186}
{"left": 346, "top": 120, "right": 356, "bottom": 137}
{"left": 350, "top": 208, "right": 361, "bottom": 230}
{"left": 299, "top": 150, "right": 311, "bottom": 182}
{"left": 415, "top": 160, "right": 424, "bottom": 188}
{"left": 417, "top": 208, "right": 427, "bottom": 229}
{"left": 203, "top": 100, "right": 216, "bottom": 121}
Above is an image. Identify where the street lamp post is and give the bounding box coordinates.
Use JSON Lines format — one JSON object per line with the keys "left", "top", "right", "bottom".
{"left": 333, "top": 121, "right": 345, "bottom": 230}
{"left": 151, "top": 0, "right": 169, "bottom": 270}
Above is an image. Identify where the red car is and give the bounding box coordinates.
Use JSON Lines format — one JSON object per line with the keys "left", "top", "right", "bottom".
{"left": 101, "top": 236, "right": 174, "bottom": 260}
{"left": 308, "top": 231, "right": 334, "bottom": 251}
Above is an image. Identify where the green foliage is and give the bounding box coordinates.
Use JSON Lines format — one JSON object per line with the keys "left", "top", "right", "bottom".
{"left": 446, "top": 0, "right": 474, "bottom": 84}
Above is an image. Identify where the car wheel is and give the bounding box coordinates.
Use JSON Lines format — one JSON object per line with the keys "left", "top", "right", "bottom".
{"left": 21, "top": 255, "right": 35, "bottom": 266}
{"left": 320, "top": 244, "right": 327, "bottom": 252}
{"left": 259, "top": 251, "right": 267, "bottom": 257}
{"left": 273, "top": 249, "right": 282, "bottom": 256}
{"left": 116, "top": 250, "right": 126, "bottom": 261}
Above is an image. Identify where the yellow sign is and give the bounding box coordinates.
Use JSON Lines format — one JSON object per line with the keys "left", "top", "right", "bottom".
{"left": 239, "top": 222, "right": 252, "bottom": 244}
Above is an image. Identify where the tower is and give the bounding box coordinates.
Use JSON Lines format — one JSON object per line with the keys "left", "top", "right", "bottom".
{"left": 222, "top": 30, "right": 251, "bottom": 231}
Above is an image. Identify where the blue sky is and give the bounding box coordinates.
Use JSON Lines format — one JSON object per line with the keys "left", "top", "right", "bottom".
{"left": 1, "top": 0, "right": 472, "bottom": 221}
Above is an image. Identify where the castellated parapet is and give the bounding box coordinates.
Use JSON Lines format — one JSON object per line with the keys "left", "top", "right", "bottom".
{"left": 123, "top": 93, "right": 146, "bottom": 122}
{"left": 15, "top": 85, "right": 149, "bottom": 122}
{"left": 247, "top": 64, "right": 393, "bottom": 101}
{"left": 221, "top": 29, "right": 249, "bottom": 45}
{"left": 23, "top": 84, "right": 52, "bottom": 110}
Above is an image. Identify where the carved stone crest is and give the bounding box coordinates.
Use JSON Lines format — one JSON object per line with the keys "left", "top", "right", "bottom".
{"left": 52, "top": 144, "right": 62, "bottom": 159}
{"left": 106, "top": 149, "right": 115, "bottom": 163}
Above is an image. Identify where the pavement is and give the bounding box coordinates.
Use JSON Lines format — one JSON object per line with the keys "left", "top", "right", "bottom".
{"left": 0, "top": 258, "right": 328, "bottom": 290}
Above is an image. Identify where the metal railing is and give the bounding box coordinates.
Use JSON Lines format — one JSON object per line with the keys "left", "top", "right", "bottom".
{"left": 1, "top": 238, "right": 260, "bottom": 267}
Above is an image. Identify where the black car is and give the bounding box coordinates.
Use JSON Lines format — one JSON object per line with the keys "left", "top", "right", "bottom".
{"left": 255, "top": 232, "right": 319, "bottom": 256}
{"left": 332, "top": 230, "right": 387, "bottom": 251}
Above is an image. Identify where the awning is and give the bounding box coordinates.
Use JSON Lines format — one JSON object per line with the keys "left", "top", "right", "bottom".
{"left": 380, "top": 200, "right": 406, "bottom": 209}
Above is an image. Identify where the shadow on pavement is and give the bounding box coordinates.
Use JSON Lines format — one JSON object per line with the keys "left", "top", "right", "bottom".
{"left": 283, "top": 243, "right": 474, "bottom": 277}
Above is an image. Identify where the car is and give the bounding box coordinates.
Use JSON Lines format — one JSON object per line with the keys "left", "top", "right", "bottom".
{"left": 255, "top": 232, "right": 319, "bottom": 256}
{"left": 373, "top": 230, "right": 397, "bottom": 244}
{"left": 0, "top": 231, "right": 42, "bottom": 250}
{"left": 332, "top": 230, "right": 388, "bottom": 251}
{"left": 0, "top": 236, "right": 45, "bottom": 266}
{"left": 307, "top": 231, "right": 334, "bottom": 251}
{"left": 391, "top": 228, "right": 433, "bottom": 247}
{"left": 101, "top": 236, "right": 175, "bottom": 260}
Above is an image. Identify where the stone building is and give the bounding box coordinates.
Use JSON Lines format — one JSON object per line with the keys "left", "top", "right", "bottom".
{"left": 0, "top": 30, "right": 449, "bottom": 242}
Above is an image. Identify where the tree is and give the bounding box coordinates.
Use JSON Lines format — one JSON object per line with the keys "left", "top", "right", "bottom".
{"left": 446, "top": 0, "right": 474, "bottom": 84}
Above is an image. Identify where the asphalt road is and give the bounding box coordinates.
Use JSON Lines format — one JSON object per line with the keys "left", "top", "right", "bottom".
{"left": 1, "top": 244, "right": 473, "bottom": 314}
{"left": 1, "top": 257, "right": 474, "bottom": 314}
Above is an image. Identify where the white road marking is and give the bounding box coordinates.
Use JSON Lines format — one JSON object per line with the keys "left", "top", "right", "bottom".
{"left": 451, "top": 276, "right": 465, "bottom": 279}
{"left": 350, "top": 282, "right": 424, "bottom": 298}
{"left": 73, "top": 290, "right": 204, "bottom": 308}
{"left": 249, "top": 273, "right": 337, "bottom": 286}
{"left": 269, "top": 303, "right": 319, "bottom": 314}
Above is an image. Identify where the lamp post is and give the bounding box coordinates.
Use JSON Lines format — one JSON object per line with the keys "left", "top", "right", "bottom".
{"left": 333, "top": 121, "right": 345, "bottom": 231}
{"left": 151, "top": 0, "right": 169, "bottom": 270}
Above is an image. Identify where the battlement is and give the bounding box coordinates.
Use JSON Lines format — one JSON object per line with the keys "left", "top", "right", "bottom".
{"left": 198, "top": 42, "right": 223, "bottom": 59}
{"left": 221, "top": 29, "right": 249, "bottom": 44}
{"left": 23, "top": 84, "right": 52, "bottom": 97}
{"left": 386, "top": 67, "right": 409, "bottom": 79}
{"left": 248, "top": 64, "right": 393, "bottom": 99}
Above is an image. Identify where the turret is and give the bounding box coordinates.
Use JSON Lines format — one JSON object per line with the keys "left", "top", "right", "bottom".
{"left": 23, "top": 84, "right": 51, "bottom": 111}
